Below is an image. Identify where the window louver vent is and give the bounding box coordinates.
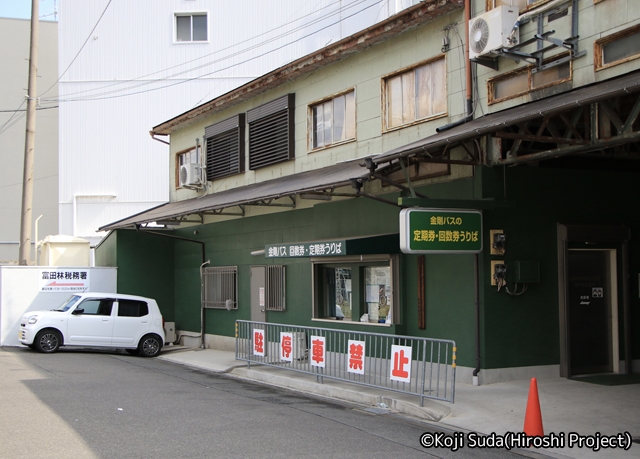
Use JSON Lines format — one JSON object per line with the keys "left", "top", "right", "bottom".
{"left": 247, "top": 94, "right": 295, "bottom": 170}
{"left": 204, "top": 114, "right": 245, "bottom": 181}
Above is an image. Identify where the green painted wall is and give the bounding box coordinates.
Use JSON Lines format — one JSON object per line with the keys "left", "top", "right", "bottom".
{"left": 95, "top": 230, "right": 176, "bottom": 322}
{"left": 479, "top": 165, "right": 640, "bottom": 369}
{"left": 97, "top": 164, "right": 640, "bottom": 371}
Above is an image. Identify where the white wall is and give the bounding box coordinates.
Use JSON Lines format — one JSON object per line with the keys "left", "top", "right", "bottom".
{"left": 0, "top": 18, "right": 58, "bottom": 263}
{"left": 0, "top": 266, "right": 117, "bottom": 346}
{"left": 57, "top": 0, "right": 407, "bottom": 244}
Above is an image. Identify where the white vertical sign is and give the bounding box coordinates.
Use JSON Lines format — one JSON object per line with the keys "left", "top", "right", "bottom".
{"left": 280, "top": 332, "right": 293, "bottom": 362}
{"left": 310, "top": 335, "right": 326, "bottom": 368}
{"left": 347, "top": 339, "right": 365, "bottom": 375}
{"left": 390, "top": 344, "right": 412, "bottom": 383}
{"left": 253, "top": 329, "right": 265, "bottom": 356}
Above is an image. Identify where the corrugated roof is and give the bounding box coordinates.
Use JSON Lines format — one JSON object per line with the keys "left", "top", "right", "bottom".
{"left": 372, "top": 71, "right": 640, "bottom": 165}
{"left": 100, "top": 160, "right": 373, "bottom": 231}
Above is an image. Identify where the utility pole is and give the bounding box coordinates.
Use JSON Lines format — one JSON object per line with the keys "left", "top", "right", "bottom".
{"left": 19, "top": 0, "right": 39, "bottom": 265}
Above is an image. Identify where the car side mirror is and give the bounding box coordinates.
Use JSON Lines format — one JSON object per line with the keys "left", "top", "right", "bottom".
{"left": 72, "top": 308, "right": 84, "bottom": 315}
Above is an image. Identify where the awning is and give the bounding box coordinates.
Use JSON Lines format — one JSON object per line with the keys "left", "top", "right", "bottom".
{"left": 372, "top": 70, "right": 640, "bottom": 165}
{"left": 100, "top": 160, "right": 373, "bottom": 231}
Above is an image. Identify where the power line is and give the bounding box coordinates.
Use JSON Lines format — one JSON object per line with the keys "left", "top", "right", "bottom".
{"left": 0, "top": 100, "right": 26, "bottom": 134}
{"left": 39, "top": 0, "right": 113, "bottom": 98}
{"left": 46, "top": 0, "right": 353, "bottom": 102}
{"left": 43, "top": 0, "right": 385, "bottom": 104}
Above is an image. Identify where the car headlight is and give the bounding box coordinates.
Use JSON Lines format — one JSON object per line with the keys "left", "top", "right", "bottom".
{"left": 27, "top": 315, "right": 39, "bottom": 324}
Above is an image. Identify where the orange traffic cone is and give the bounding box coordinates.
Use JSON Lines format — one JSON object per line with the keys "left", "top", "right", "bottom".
{"left": 523, "top": 377, "right": 544, "bottom": 436}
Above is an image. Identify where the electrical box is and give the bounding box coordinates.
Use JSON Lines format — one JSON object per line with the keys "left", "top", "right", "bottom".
{"left": 164, "top": 321, "right": 176, "bottom": 344}
{"left": 511, "top": 261, "right": 540, "bottom": 283}
{"left": 489, "top": 230, "right": 505, "bottom": 255}
{"left": 490, "top": 260, "right": 505, "bottom": 286}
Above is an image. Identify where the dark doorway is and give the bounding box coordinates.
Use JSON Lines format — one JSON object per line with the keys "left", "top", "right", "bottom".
{"left": 566, "top": 250, "right": 614, "bottom": 376}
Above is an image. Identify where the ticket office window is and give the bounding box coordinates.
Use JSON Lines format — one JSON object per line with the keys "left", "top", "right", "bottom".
{"left": 312, "top": 255, "right": 398, "bottom": 324}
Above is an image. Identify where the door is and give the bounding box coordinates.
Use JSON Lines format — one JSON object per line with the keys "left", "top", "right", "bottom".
{"left": 566, "top": 250, "right": 615, "bottom": 376}
{"left": 112, "top": 299, "right": 151, "bottom": 345}
{"left": 250, "top": 266, "right": 266, "bottom": 323}
{"left": 67, "top": 298, "right": 115, "bottom": 345}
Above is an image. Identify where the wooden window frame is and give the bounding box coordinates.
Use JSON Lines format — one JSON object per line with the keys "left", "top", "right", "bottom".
{"left": 486, "top": 0, "right": 552, "bottom": 13}
{"left": 381, "top": 55, "right": 447, "bottom": 132}
{"left": 488, "top": 54, "right": 572, "bottom": 105}
{"left": 594, "top": 23, "right": 640, "bottom": 71}
{"left": 308, "top": 89, "right": 357, "bottom": 152}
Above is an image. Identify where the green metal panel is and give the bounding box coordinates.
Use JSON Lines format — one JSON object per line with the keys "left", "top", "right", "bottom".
{"left": 113, "top": 230, "right": 176, "bottom": 323}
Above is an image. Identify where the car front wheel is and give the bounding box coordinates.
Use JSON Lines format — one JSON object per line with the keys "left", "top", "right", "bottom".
{"left": 34, "top": 329, "right": 61, "bottom": 353}
{"left": 138, "top": 334, "right": 162, "bottom": 357}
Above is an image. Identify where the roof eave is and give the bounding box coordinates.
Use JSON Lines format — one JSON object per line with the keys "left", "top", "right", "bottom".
{"left": 151, "top": 0, "right": 464, "bottom": 136}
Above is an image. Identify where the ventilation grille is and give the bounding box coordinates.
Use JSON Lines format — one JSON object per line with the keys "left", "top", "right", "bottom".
{"left": 203, "top": 266, "right": 238, "bottom": 309}
{"left": 204, "top": 114, "right": 245, "bottom": 181}
{"left": 247, "top": 94, "right": 295, "bottom": 170}
{"left": 265, "top": 265, "right": 286, "bottom": 311}
{"left": 470, "top": 17, "right": 490, "bottom": 54}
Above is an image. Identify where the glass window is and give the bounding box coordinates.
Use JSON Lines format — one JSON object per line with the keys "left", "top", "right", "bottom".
{"left": 118, "top": 300, "right": 149, "bottom": 317}
{"left": 384, "top": 58, "right": 446, "bottom": 130}
{"left": 175, "top": 13, "right": 208, "bottom": 42}
{"left": 489, "top": 59, "right": 571, "bottom": 104}
{"left": 493, "top": 72, "right": 528, "bottom": 101}
{"left": 313, "top": 256, "right": 398, "bottom": 325}
{"left": 310, "top": 90, "right": 355, "bottom": 150}
{"left": 596, "top": 25, "right": 640, "bottom": 70}
{"left": 365, "top": 266, "right": 391, "bottom": 323}
{"left": 532, "top": 63, "right": 570, "bottom": 89}
{"left": 77, "top": 299, "right": 113, "bottom": 316}
{"left": 491, "top": 0, "right": 551, "bottom": 11}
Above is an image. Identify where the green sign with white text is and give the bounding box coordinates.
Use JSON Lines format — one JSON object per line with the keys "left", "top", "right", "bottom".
{"left": 400, "top": 208, "right": 483, "bottom": 254}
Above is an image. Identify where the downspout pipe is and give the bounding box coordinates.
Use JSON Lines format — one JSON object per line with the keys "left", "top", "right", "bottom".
{"left": 459, "top": 0, "right": 482, "bottom": 383}
{"left": 200, "top": 260, "right": 211, "bottom": 349}
{"left": 436, "top": 0, "right": 474, "bottom": 134}
{"left": 473, "top": 253, "right": 481, "bottom": 384}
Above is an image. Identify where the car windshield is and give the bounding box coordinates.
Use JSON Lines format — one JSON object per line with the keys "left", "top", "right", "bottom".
{"left": 55, "top": 295, "right": 82, "bottom": 312}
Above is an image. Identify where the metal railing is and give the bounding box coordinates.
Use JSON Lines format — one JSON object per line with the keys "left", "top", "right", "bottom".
{"left": 236, "top": 320, "right": 456, "bottom": 405}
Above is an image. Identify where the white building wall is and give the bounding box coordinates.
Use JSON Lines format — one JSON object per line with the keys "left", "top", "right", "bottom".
{"left": 57, "top": 0, "right": 409, "bottom": 244}
{"left": 0, "top": 18, "right": 58, "bottom": 264}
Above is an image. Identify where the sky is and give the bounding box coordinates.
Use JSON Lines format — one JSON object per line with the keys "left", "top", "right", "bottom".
{"left": 0, "top": 0, "right": 58, "bottom": 21}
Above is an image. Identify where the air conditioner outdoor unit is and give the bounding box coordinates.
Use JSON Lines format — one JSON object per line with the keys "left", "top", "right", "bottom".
{"left": 469, "top": 6, "right": 520, "bottom": 60}
{"left": 179, "top": 163, "right": 203, "bottom": 188}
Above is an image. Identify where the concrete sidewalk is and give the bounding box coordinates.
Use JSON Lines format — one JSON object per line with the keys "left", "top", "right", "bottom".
{"left": 158, "top": 346, "right": 640, "bottom": 459}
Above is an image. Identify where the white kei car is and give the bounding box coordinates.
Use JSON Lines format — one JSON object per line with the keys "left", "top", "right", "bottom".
{"left": 19, "top": 292, "right": 165, "bottom": 357}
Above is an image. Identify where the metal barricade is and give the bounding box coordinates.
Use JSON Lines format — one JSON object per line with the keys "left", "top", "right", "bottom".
{"left": 235, "top": 320, "right": 456, "bottom": 405}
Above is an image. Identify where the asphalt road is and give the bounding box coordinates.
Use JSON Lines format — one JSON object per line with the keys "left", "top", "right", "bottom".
{"left": 0, "top": 347, "right": 534, "bottom": 459}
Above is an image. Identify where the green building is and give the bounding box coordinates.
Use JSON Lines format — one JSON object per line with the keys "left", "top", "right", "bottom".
{"left": 97, "top": 0, "right": 640, "bottom": 384}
